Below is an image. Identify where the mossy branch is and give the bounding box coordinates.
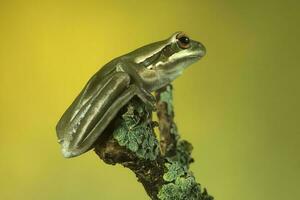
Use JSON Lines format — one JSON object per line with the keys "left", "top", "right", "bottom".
{"left": 94, "top": 85, "right": 213, "bottom": 200}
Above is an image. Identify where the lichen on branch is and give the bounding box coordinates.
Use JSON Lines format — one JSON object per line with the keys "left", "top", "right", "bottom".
{"left": 112, "top": 98, "right": 159, "bottom": 160}
{"left": 94, "top": 85, "right": 213, "bottom": 200}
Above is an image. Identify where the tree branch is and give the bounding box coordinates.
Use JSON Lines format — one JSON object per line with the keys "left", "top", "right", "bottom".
{"left": 94, "top": 85, "right": 213, "bottom": 200}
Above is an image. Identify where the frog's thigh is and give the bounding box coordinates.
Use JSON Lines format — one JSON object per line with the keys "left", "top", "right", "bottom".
{"left": 70, "top": 72, "right": 131, "bottom": 151}
{"left": 57, "top": 72, "right": 117, "bottom": 136}
{"left": 80, "top": 84, "right": 142, "bottom": 148}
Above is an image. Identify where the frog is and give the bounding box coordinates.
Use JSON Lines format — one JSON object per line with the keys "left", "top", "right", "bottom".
{"left": 56, "top": 32, "right": 206, "bottom": 158}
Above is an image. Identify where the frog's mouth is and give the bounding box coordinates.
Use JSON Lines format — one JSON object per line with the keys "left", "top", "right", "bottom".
{"left": 189, "top": 42, "right": 206, "bottom": 59}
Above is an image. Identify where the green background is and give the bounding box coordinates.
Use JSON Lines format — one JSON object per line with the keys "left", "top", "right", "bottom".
{"left": 0, "top": 0, "right": 299, "bottom": 199}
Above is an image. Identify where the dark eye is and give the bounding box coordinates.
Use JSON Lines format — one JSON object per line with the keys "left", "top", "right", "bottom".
{"left": 176, "top": 33, "right": 190, "bottom": 49}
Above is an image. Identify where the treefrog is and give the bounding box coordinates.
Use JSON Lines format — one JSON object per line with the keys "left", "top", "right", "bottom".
{"left": 56, "top": 32, "right": 206, "bottom": 158}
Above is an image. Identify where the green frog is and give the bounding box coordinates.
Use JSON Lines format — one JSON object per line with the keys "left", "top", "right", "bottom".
{"left": 56, "top": 32, "right": 206, "bottom": 158}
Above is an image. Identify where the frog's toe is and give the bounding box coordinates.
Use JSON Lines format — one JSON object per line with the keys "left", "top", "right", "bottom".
{"left": 135, "top": 87, "right": 156, "bottom": 110}
{"left": 59, "top": 140, "right": 80, "bottom": 158}
{"left": 61, "top": 148, "right": 76, "bottom": 158}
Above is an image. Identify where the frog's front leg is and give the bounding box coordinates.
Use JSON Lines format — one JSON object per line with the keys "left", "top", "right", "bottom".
{"left": 58, "top": 71, "right": 155, "bottom": 158}
{"left": 117, "top": 59, "right": 156, "bottom": 110}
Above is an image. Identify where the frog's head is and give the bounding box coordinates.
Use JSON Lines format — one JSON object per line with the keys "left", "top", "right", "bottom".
{"left": 130, "top": 32, "right": 206, "bottom": 90}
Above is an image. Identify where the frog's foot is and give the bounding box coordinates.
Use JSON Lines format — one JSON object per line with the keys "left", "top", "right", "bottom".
{"left": 135, "top": 87, "right": 157, "bottom": 111}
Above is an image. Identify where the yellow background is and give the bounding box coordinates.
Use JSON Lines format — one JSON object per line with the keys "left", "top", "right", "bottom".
{"left": 0, "top": 0, "right": 299, "bottom": 199}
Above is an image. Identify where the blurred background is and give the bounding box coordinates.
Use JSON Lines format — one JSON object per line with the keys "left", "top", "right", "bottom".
{"left": 0, "top": 0, "right": 299, "bottom": 199}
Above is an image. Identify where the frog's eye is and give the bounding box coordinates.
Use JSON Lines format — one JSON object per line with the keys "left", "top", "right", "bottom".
{"left": 176, "top": 33, "right": 190, "bottom": 49}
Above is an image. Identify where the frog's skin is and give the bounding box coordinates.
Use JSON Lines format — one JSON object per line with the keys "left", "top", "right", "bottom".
{"left": 56, "top": 32, "right": 206, "bottom": 158}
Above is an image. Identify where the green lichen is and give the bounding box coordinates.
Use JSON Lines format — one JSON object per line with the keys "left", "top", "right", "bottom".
{"left": 158, "top": 160, "right": 213, "bottom": 200}
{"left": 113, "top": 98, "right": 159, "bottom": 160}
{"left": 170, "top": 122, "right": 180, "bottom": 142}
{"left": 163, "top": 162, "right": 185, "bottom": 182}
{"left": 173, "top": 140, "right": 194, "bottom": 169}
{"left": 166, "top": 126, "right": 193, "bottom": 170}
{"left": 158, "top": 175, "right": 202, "bottom": 200}
{"left": 158, "top": 160, "right": 203, "bottom": 200}
{"left": 157, "top": 142, "right": 213, "bottom": 200}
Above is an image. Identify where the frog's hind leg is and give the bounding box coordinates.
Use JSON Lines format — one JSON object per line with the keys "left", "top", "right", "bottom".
{"left": 61, "top": 72, "right": 156, "bottom": 158}
{"left": 56, "top": 72, "right": 113, "bottom": 139}
{"left": 78, "top": 84, "right": 150, "bottom": 152}
{"left": 61, "top": 72, "right": 131, "bottom": 157}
